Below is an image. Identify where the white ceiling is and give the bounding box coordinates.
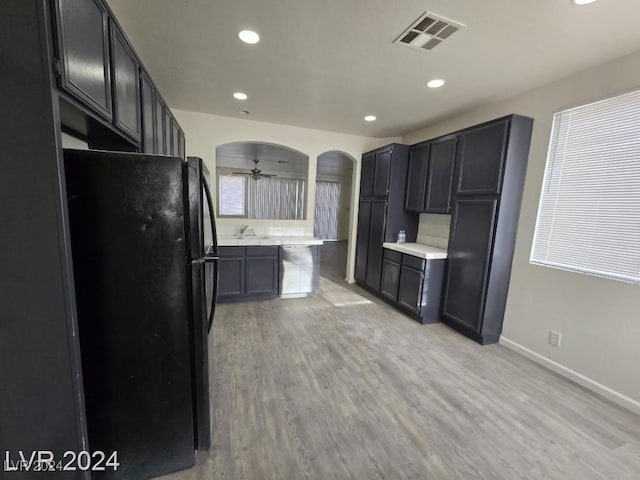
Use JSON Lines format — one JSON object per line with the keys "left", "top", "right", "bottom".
{"left": 107, "top": 0, "right": 640, "bottom": 138}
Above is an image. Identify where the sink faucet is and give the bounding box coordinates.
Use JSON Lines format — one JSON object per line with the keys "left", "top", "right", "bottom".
{"left": 240, "top": 224, "right": 249, "bottom": 234}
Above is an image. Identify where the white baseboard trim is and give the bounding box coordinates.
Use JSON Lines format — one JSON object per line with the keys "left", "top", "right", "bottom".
{"left": 499, "top": 336, "right": 640, "bottom": 416}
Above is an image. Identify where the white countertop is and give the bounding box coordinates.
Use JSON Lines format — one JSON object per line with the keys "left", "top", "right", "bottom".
{"left": 383, "top": 242, "right": 448, "bottom": 260}
{"left": 218, "top": 235, "right": 324, "bottom": 246}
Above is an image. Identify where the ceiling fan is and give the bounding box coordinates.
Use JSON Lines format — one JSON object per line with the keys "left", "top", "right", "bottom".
{"left": 232, "top": 158, "right": 276, "bottom": 181}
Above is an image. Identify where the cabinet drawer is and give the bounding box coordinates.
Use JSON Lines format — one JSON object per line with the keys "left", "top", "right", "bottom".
{"left": 401, "top": 254, "right": 425, "bottom": 270}
{"left": 246, "top": 246, "right": 278, "bottom": 257}
{"left": 219, "top": 246, "right": 244, "bottom": 257}
{"left": 383, "top": 249, "right": 402, "bottom": 263}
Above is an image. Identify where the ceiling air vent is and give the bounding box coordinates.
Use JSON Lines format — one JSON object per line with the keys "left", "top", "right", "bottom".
{"left": 394, "top": 12, "right": 465, "bottom": 52}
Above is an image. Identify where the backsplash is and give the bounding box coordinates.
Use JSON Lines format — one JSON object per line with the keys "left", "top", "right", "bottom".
{"left": 416, "top": 214, "right": 451, "bottom": 249}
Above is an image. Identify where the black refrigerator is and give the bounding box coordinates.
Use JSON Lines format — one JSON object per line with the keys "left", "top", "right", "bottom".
{"left": 64, "top": 150, "right": 218, "bottom": 479}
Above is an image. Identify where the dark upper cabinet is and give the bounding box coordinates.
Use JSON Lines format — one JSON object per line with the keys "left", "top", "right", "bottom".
{"left": 178, "top": 130, "right": 185, "bottom": 159}
{"left": 365, "top": 200, "right": 388, "bottom": 291}
{"left": 360, "top": 153, "right": 375, "bottom": 198}
{"left": 424, "top": 136, "right": 457, "bottom": 213}
{"left": 110, "top": 24, "right": 141, "bottom": 141}
{"left": 442, "top": 198, "right": 497, "bottom": 332}
{"left": 54, "top": 0, "right": 112, "bottom": 120}
{"left": 171, "top": 120, "right": 180, "bottom": 157}
{"left": 373, "top": 150, "right": 391, "bottom": 197}
{"left": 355, "top": 200, "right": 371, "bottom": 283}
{"left": 164, "top": 107, "right": 172, "bottom": 156}
{"left": 405, "top": 143, "right": 429, "bottom": 212}
{"left": 155, "top": 96, "right": 165, "bottom": 154}
{"left": 457, "top": 120, "right": 509, "bottom": 195}
{"left": 140, "top": 70, "right": 155, "bottom": 154}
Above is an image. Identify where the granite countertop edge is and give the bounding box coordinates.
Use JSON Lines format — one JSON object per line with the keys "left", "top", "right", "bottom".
{"left": 382, "top": 242, "right": 448, "bottom": 260}
{"left": 218, "top": 235, "right": 324, "bottom": 246}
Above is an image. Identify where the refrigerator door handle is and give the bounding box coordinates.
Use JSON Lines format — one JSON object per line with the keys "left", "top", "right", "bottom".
{"left": 202, "top": 175, "right": 218, "bottom": 253}
{"left": 207, "top": 258, "right": 218, "bottom": 333}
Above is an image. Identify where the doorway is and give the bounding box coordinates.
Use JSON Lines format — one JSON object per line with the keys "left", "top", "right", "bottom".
{"left": 315, "top": 151, "right": 354, "bottom": 282}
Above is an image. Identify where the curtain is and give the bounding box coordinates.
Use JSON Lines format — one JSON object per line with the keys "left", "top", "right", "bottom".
{"left": 314, "top": 181, "right": 341, "bottom": 240}
{"left": 247, "top": 176, "right": 306, "bottom": 220}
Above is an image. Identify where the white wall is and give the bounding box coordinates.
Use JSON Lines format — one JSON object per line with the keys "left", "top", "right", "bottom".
{"left": 173, "top": 109, "right": 399, "bottom": 281}
{"left": 403, "top": 49, "right": 640, "bottom": 413}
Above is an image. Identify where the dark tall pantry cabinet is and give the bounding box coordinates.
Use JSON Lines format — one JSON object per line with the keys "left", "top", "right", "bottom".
{"left": 355, "top": 144, "right": 418, "bottom": 292}
{"left": 442, "top": 115, "right": 533, "bottom": 344}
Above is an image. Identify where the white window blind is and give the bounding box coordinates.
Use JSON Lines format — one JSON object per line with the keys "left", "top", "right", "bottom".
{"left": 218, "top": 175, "right": 246, "bottom": 216}
{"left": 530, "top": 88, "right": 640, "bottom": 284}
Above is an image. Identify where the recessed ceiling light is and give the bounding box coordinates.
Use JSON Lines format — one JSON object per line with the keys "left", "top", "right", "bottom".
{"left": 364, "top": 115, "right": 377, "bottom": 122}
{"left": 233, "top": 92, "right": 248, "bottom": 100}
{"left": 573, "top": 0, "right": 597, "bottom": 4}
{"left": 427, "top": 79, "right": 445, "bottom": 88}
{"left": 238, "top": 30, "right": 260, "bottom": 44}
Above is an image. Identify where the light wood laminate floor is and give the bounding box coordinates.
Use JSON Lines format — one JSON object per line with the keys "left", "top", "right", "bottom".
{"left": 158, "top": 258, "right": 640, "bottom": 479}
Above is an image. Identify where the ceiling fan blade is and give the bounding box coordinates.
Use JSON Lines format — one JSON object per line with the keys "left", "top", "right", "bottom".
{"left": 261, "top": 174, "right": 277, "bottom": 177}
{"left": 232, "top": 172, "right": 251, "bottom": 175}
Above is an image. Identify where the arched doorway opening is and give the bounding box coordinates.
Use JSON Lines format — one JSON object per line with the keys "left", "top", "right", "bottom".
{"left": 315, "top": 150, "right": 355, "bottom": 283}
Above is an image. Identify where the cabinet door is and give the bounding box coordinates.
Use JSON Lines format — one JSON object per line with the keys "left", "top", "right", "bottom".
{"left": 218, "top": 257, "right": 244, "bottom": 299}
{"left": 457, "top": 120, "right": 508, "bottom": 195}
{"left": 442, "top": 198, "right": 498, "bottom": 332}
{"left": 171, "top": 120, "right": 180, "bottom": 157}
{"left": 360, "top": 153, "right": 375, "bottom": 198}
{"left": 425, "top": 136, "right": 457, "bottom": 213}
{"left": 164, "top": 107, "right": 172, "bottom": 156}
{"left": 405, "top": 143, "right": 429, "bottom": 212}
{"left": 380, "top": 258, "right": 400, "bottom": 301}
{"left": 110, "top": 24, "right": 141, "bottom": 141}
{"left": 55, "top": 0, "right": 112, "bottom": 119}
{"left": 355, "top": 200, "right": 371, "bottom": 282}
{"left": 155, "top": 97, "right": 165, "bottom": 154}
{"left": 397, "top": 265, "right": 423, "bottom": 314}
{"left": 246, "top": 256, "right": 278, "bottom": 296}
{"left": 178, "top": 130, "right": 185, "bottom": 159}
{"left": 365, "top": 200, "right": 387, "bottom": 291}
{"left": 140, "top": 71, "right": 155, "bottom": 153}
{"left": 373, "top": 150, "right": 391, "bottom": 197}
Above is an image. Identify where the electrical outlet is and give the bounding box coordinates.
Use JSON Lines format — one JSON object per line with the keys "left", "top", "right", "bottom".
{"left": 549, "top": 331, "right": 562, "bottom": 347}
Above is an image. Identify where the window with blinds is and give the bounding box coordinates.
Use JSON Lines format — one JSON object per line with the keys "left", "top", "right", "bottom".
{"left": 218, "top": 175, "right": 246, "bottom": 216}
{"left": 530, "top": 88, "right": 640, "bottom": 284}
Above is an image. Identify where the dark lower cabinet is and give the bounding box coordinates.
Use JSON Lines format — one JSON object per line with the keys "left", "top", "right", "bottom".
{"left": 245, "top": 247, "right": 279, "bottom": 296}
{"left": 355, "top": 200, "right": 371, "bottom": 283}
{"left": 380, "top": 251, "right": 401, "bottom": 301}
{"left": 442, "top": 198, "right": 497, "bottom": 333}
{"left": 365, "top": 200, "right": 388, "bottom": 290}
{"left": 218, "top": 246, "right": 279, "bottom": 302}
{"left": 379, "top": 249, "right": 445, "bottom": 324}
{"left": 218, "top": 248, "right": 244, "bottom": 299}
